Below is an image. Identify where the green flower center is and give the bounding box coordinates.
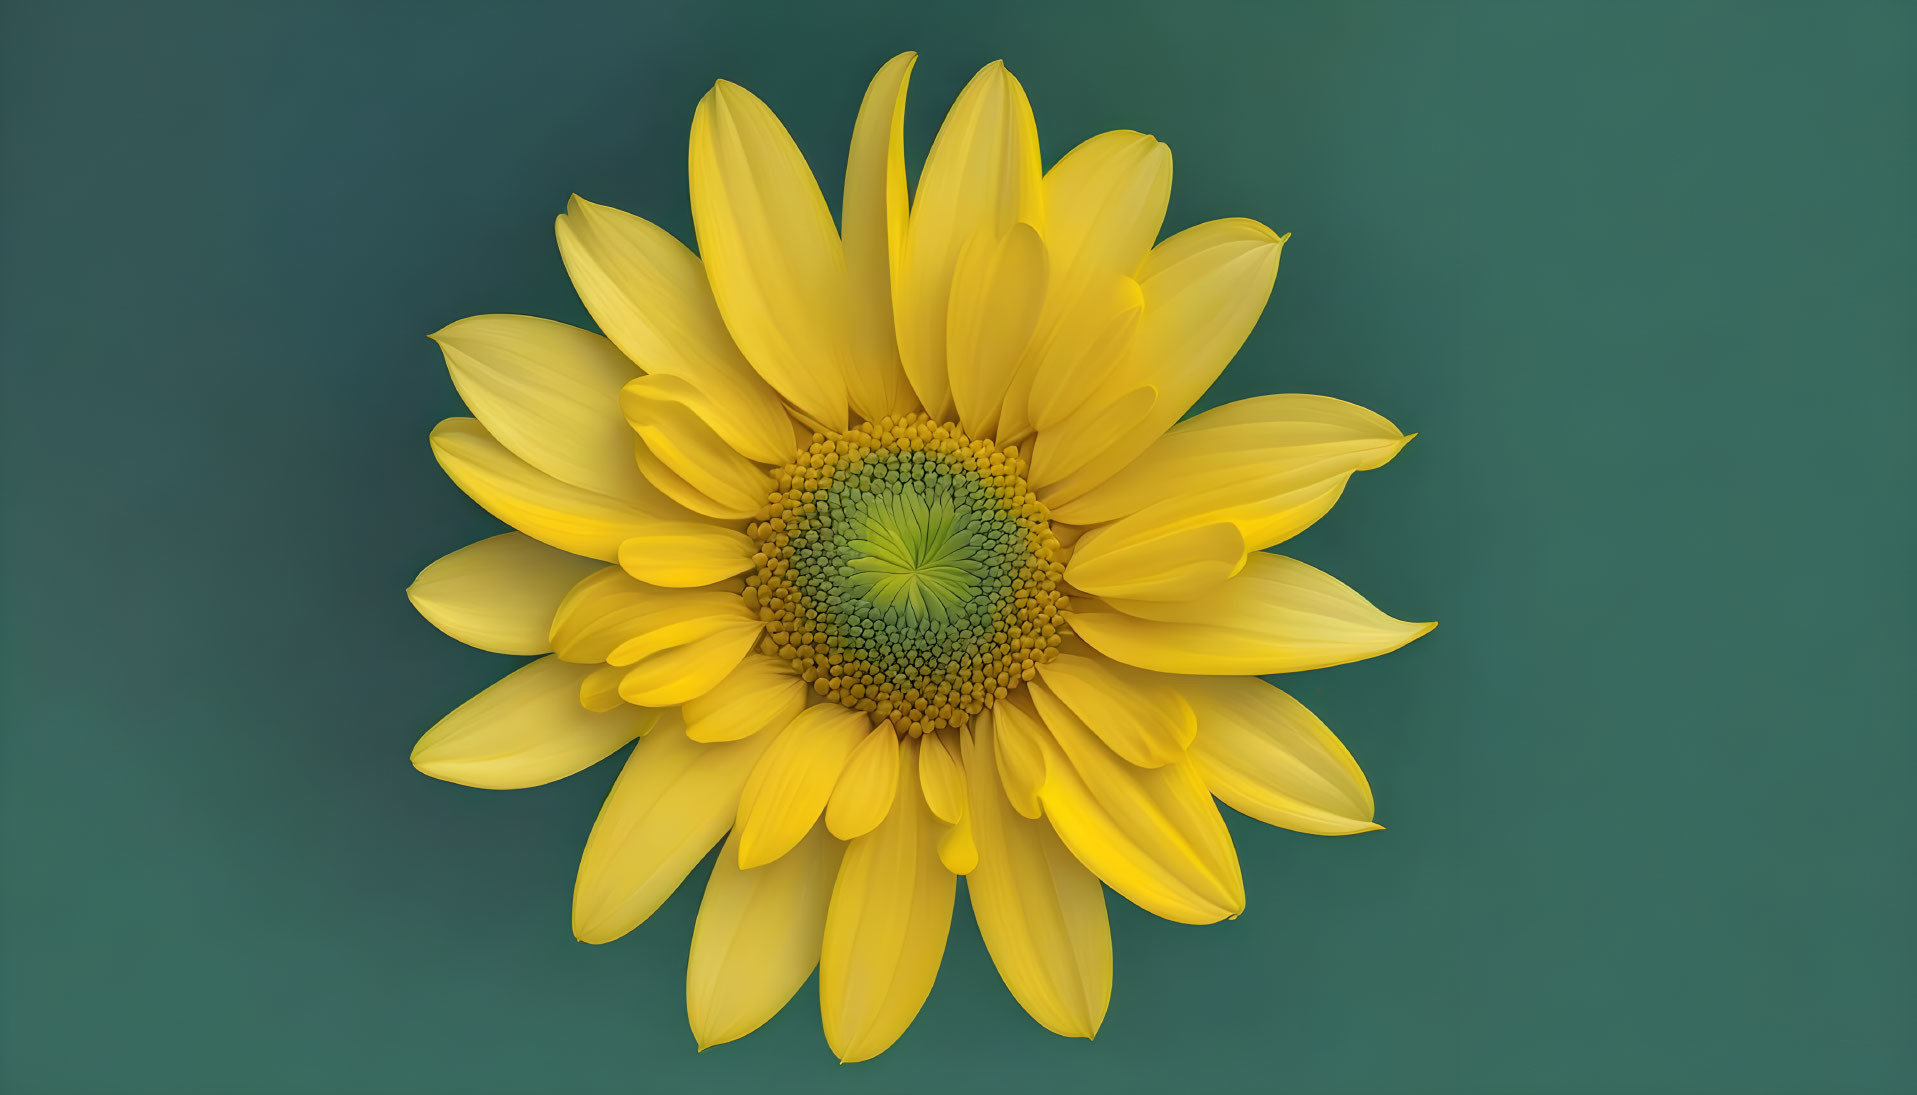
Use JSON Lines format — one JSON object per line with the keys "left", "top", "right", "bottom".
{"left": 745, "top": 415, "right": 1067, "bottom": 736}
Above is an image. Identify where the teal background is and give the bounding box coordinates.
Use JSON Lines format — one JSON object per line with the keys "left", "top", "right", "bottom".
{"left": 3, "top": 1, "right": 1911, "bottom": 1092}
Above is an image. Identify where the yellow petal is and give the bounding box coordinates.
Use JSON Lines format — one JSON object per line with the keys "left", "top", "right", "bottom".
{"left": 826, "top": 722, "right": 901, "bottom": 840}
{"left": 840, "top": 52, "right": 920, "bottom": 422}
{"left": 689, "top": 80, "right": 851, "bottom": 429}
{"left": 966, "top": 713, "right": 1111, "bottom": 1038}
{"left": 894, "top": 61, "right": 1043, "bottom": 420}
{"left": 1001, "top": 130, "right": 1168, "bottom": 440}
{"left": 989, "top": 704, "right": 1047, "bottom": 819}
{"left": 735, "top": 704, "right": 870, "bottom": 869}
{"left": 946, "top": 222, "right": 1048, "bottom": 436}
{"left": 1068, "top": 552, "right": 1434, "bottom": 674}
{"left": 1177, "top": 675, "right": 1380, "bottom": 835}
{"left": 573, "top": 711, "right": 777, "bottom": 943}
{"left": 630, "top": 437, "right": 757, "bottom": 522}
{"left": 1063, "top": 519, "right": 1246, "bottom": 602}
{"left": 430, "top": 418, "right": 680, "bottom": 561}
{"left": 916, "top": 728, "right": 966, "bottom": 824}
{"left": 1035, "top": 692, "right": 1243, "bottom": 924}
{"left": 1040, "top": 220, "right": 1286, "bottom": 505}
{"left": 1021, "top": 275, "right": 1142, "bottom": 433}
{"left": 407, "top": 532, "right": 602, "bottom": 654}
{"left": 687, "top": 822, "right": 844, "bottom": 1050}
{"left": 937, "top": 809, "right": 978, "bottom": 875}
{"left": 683, "top": 654, "right": 808, "bottom": 743}
{"left": 820, "top": 737, "right": 956, "bottom": 1063}
{"left": 1032, "top": 654, "right": 1195, "bottom": 768}
{"left": 548, "top": 567, "right": 754, "bottom": 666}
{"left": 578, "top": 662, "right": 630, "bottom": 713}
{"left": 556, "top": 196, "right": 793, "bottom": 465}
{"left": 431, "top": 314, "right": 648, "bottom": 499}
{"left": 1051, "top": 394, "right": 1410, "bottom": 549}
{"left": 1027, "top": 384, "right": 1156, "bottom": 488}
{"left": 620, "top": 374, "right": 772, "bottom": 519}
{"left": 613, "top": 617, "right": 764, "bottom": 707}
{"left": 617, "top": 522, "right": 755, "bottom": 587}
{"left": 410, "top": 655, "right": 646, "bottom": 789}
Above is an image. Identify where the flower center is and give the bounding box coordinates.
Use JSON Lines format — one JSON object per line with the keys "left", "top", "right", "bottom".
{"left": 745, "top": 415, "right": 1067, "bottom": 736}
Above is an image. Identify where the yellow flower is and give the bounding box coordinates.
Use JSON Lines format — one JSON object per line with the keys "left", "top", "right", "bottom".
{"left": 407, "top": 52, "right": 1433, "bottom": 1062}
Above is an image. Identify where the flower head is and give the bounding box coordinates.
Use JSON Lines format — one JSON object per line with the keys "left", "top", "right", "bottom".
{"left": 408, "top": 52, "right": 1432, "bottom": 1061}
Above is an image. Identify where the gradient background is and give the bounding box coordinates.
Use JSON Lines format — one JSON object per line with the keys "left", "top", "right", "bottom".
{"left": 3, "top": 2, "right": 1912, "bottom": 1092}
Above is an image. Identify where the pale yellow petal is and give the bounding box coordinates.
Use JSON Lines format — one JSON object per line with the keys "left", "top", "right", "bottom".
{"left": 1040, "top": 220, "right": 1286, "bottom": 505}
{"left": 430, "top": 418, "right": 681, "bottom": 561}
{"left": 946, "top": 222, "right": 1048, "bottom": 436}
{"left": 687, "top": 822, "right": 844, "bottom": 1050}
{"left": 630, "top": 437, "right": 757, "bottom": 522}
{"left": 431, "top": 314, "right": 648, "bottom": 499}
{"left": 620, "top": 374, "right": 772, "bottom": 519}
{"left": 989, "top": 704, "right": 1047, "bottom": 819}
{"left": 407, "top": 532, "right": 601, "bottom": 655}
{"left": 1035, "top": 692, "right": 1243, "bottom": 924}
{"left": 689, "top": 80, "right": 851, "bottom": 428}
{"left": 410, "top": 655, "right": 646, "bottom": 789}
{"left": 579, "top": 662, "right": 629, "bottom": 713}
{"left": 966, "top": 712, "right": 1110, "bottom": 1038}
{"left": 573, "top": 712, "right": 778, "bottom": 943}
{"left": 916, "top": 728, "right": 966, "bottom": 824}
{"left": 683, "top": 654, "right": 808, "bottom": 743}
{"left": 556, "top": 196, "right": 793, "bottom": 464}
{"left": 1063, "top": 520, "right": 1246, "bottom": 602}
{"left": 1032, "top": 654, "right": 1195, "bottom": 768}
{"left": 617, "top": 522, "right": 755, "bottom": 587}
{"left": 893, "top": 61, "right": 1043, "bottom": 420}
{"left": 735, "top": 705, "right": 870, "bottom": 868}
{"left": 1068, "top": 552, "right": 1434, "bottom": 675}
{"left": 826, "top": 722, "right": 901, "bottom": 840}
{"left": 1050, "top": 394, "right": 1410, "bottom": 555}
{"left": 840, "top": 52, "right": 920, "bottom": 422}
{"left": 1177, "top": 675, "right": 1380, "bottom": 835}
{"left": 820, "top": 737, "right": 956, "bottom": 1063}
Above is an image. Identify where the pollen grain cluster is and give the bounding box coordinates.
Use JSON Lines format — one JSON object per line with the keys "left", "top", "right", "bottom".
{"left": 745, "top": 415, "right": 1067, "bottom": 736}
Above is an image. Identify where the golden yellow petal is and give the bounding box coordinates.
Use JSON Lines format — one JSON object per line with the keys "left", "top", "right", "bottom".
{"left": 407, "top": 532, "right": 602, "bottom": 655}
{"left": 1178, "top": 675, "right": 1382, "bottom": 835}
{"left": 819, "top": 737, "right": 956, "bottom": 1063}
{"left": 617, "top": 521, "right": 755, "bottom": 587}
{"left": 734, "top": 704, "right": 870, "bottom": 869}
{"left": 946, "top": 222, "right": 1048, "bottom": 436}
{"left": 1032, "top": 654, "right": 1195, "bottom": 768}
{"left": 687, "top": 822, "right": 844, "bottom": 1051}
{"left": 840, "top": 52, "right": 920, "bottom": 422}
{"left": 916, "top": 727, "right": 967, "bottom": 825}
{"left": 689, "top": 80, "right": 851, "bottom": 429}
{"left": 1062, "top": 520, "right": 1246, "bottom": 602}
{"left": 556, "top": 196, "right": 794, "bottom": 464}
{"left": 429, "top": 418, "right": 680, "bottom": 561}
{"left": 682, "top": 654, "right": 808, "bottom": 743}
{"left": 1027, "top": 384, "right": 1156, "bottom": 488}
{"left": 989, "top": 704, "right": 1048, "bottom": 820}
{"left": 410, "top": 655, "right": 646, "bottom": 789}
{"left": 1067, "top": 552, "right": 1434, "bottom": 675}
{"left": 1034, "top": 693, "right": 1244, "bottom": 924}
{"left": 893, "top": 61, "right": 1043, "bottom": 419}
{"left": 431, "top": 314, "right": 649, "bottom": 499}
{"left": 965, "top": 713, "right": 1110, "bottom": 1038}
{"left": 620, "top": 374, "right": 772, "bottom": 519}
{"left": 826, "top": 722, "right": 902, "bottom": 841}
{"left": 572, "top": 711, "right": 777, "bottom": 943}
{"left": 1040, "top": 220, "right": 1286, "bottom": 505}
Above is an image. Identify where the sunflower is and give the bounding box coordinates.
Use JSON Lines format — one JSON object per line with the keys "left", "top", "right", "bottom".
{"left": 407, "top": 52, "right": 1432, "bottom": 1062}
